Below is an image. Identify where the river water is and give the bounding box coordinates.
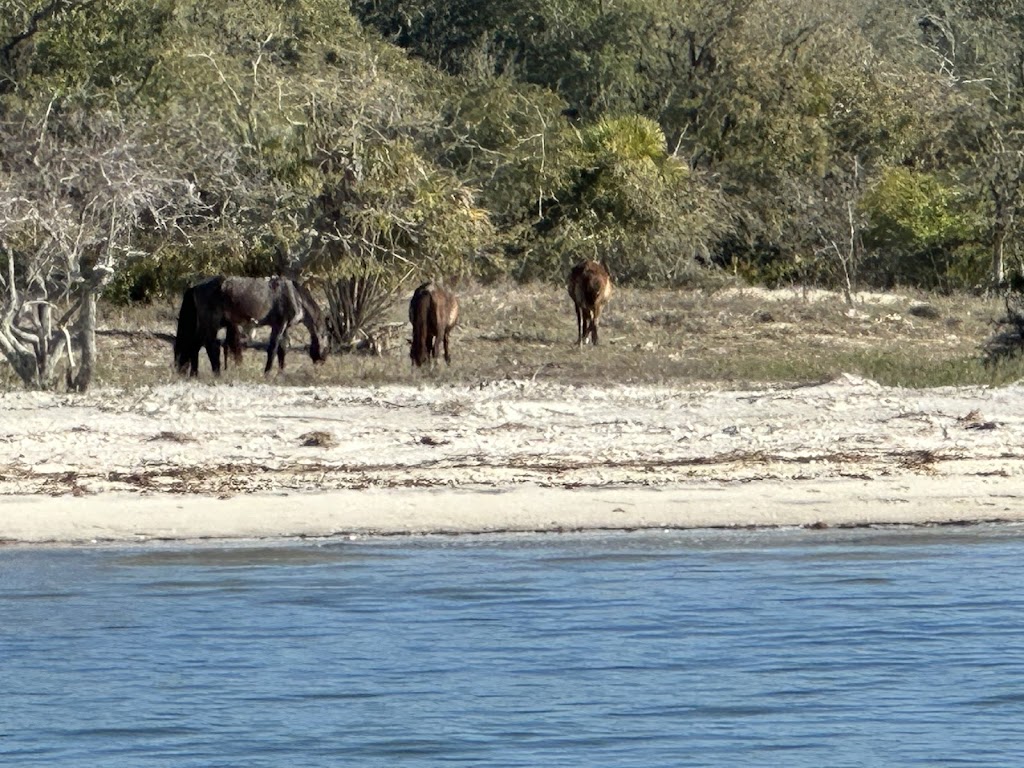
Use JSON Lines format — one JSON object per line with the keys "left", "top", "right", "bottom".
{"left": 3, "top": 526, "right": 1024, "bottom": 767}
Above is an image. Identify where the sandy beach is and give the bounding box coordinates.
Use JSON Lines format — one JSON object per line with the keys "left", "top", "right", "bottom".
{"left": 1, "top": 373, "right": 1023, "bottom": 544}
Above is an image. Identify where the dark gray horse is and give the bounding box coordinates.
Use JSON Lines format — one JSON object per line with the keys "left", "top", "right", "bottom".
{"left": 174, "top": 276, "right": 329, "bottom": 376}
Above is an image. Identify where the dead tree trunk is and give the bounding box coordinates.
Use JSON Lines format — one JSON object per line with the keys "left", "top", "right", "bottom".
{"left": 0, "top": 249, "right": 73, "bottom": 388}
{"left": 69, "top": 288, "right": 97, "bottom": 392}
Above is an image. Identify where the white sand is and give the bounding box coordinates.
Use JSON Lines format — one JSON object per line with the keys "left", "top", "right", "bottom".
{"left": 2, "top": 374, "right": 1023, "bottom": 544}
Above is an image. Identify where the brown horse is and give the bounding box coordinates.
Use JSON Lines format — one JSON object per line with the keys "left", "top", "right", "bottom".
{"left": 567, "top": 260, "right": 612, "bottom": 347}
{"left": 409, "top": 282, "right": 459, "bottom": 367}
{"left": 174, "top": 276, "right": 328, "bottom": 376}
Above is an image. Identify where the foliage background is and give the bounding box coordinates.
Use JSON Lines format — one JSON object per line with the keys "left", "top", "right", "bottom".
{"left": 4, "top": 0, "right": 1024, "bottom": 386}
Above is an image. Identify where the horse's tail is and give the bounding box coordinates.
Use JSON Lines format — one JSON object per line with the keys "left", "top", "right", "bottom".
{"left": 173, "top": 286, "right": 198, "bottom": 373}
{"left": 569, "top": 261, "right": 612, "bottom": 312}
{"left": 409, "top": 284, "right": 432, "bottom": 367}
{"left": 445, "top": 291, "right": 459, "bottom": 332}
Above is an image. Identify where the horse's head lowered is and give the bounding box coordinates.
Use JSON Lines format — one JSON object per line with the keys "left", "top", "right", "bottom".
{"left": 294, "top": 282, "right": 330, "bottom": 364}
{"left": 308, "top": 321, "right": 330, "bottom": 364}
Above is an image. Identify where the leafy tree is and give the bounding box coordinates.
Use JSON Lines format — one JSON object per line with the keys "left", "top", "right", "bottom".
{"left": 308, "top": 136, "right": 494, "bottom": 344}
{"left": 441, "top": 75, "right": 572, "bottom": 233}
{"left": 913, "top": 0, "right": 1024, "bottom": 286}
{"left": 859, "top": 166, "right": 982, "bottom": 287}
{"left": 522, "top": 114, "right": 727, "bottom": 284}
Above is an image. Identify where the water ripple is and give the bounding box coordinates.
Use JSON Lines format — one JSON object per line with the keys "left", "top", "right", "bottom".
{"left": 4, "top": 528, "right": 1024, "bottom": 766}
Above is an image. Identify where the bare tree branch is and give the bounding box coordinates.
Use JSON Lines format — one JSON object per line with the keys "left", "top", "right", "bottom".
{"left": 0, "top": 107, "right": 205, "bottom": 388}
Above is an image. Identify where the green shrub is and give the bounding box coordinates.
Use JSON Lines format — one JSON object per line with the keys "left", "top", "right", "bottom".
{"left": 860, "top": 167, "right": 984, "bottom": 288}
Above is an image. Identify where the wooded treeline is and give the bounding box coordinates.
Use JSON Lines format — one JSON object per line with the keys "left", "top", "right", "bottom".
{"left": 2, "top": 0, "right": 1024, "bottom": 388}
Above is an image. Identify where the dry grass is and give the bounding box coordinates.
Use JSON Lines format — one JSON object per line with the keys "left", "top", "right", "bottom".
{"left": 39, "top": 281, "right": 1024, "bottom": 391}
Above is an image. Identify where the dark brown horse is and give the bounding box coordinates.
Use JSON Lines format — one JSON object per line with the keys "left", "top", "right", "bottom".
{"left": 569, "top": 260, "right": 606, "bottom": 348}
{"left": 174, "top": 276, "right": 328, "bottom": 376}
{"left": 409, "top": 282, "right": 459, "bottom": 367}
{"left": 567, "top": 260, "right": 612, "bottom": 347}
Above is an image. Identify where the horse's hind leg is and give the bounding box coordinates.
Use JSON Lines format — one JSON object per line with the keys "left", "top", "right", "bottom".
{"left": 223, "top": 323, "right": 243, "bottom": 369}
{"left": 204, "top": 335, "right": 222, "bottom": 375}
{"left": 443, "top": 328, "right": 452, "bottom": 365}
{"left": 265, "top": 326, "right": 282, "bottom": 374}
{"left": 277, "top": 329, "right": 288, "bottom": 371}
{"left": 575, "top": 304, "right": 585, "bottom": 347}
{"left": 578, "top": 309, "right": 593, "bottom": 347}
{"left": 431, "top": 332, "right": 443, "bottom": 364}
{"left": 220, "top": 338, "right": 230, "bottom": 371}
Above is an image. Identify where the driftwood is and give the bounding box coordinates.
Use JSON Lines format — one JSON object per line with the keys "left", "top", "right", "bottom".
{"left": 339, "top": 322, "right": 407, "bottom": 356}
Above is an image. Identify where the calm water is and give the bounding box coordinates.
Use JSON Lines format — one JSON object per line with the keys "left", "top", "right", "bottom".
{"left": 3, "top": 526, "right": 1024, "bottom": 767}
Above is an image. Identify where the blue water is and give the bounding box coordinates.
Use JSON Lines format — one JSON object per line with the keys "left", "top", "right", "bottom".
{"left": 3, "top": 526, "right": 1024, "bottom": 767}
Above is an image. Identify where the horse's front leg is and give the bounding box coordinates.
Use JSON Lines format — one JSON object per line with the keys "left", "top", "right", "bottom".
{"left": 575, "top": 304, "right": 584, "bottom": 347}
{"left": 591, "top": 304, "right": 605, "bottom": 345}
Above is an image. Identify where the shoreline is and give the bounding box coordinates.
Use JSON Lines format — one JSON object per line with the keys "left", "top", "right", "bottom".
{"left": 4, "top": 475, "right": 1024, "bottom": 546}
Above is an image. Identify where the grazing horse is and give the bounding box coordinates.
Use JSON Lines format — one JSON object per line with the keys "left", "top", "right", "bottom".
{"left": 174, "top": 276, "right": 328, "bottom": 376}
{"left": 567, "top": 260, "right": 612, "bottom": 347}
{"left": 408, "top": 282, "right": 459, "bottom": 367}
